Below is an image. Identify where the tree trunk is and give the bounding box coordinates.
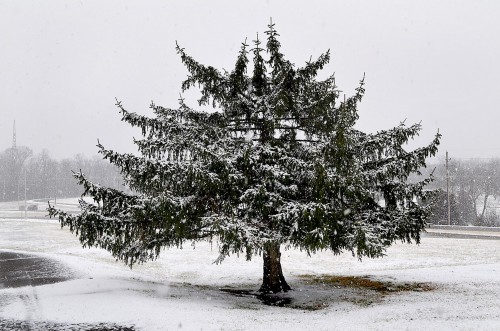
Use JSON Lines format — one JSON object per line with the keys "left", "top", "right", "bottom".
{"left": 259, "top": 243, "right": 291, "bottom": 293}
{"left": 480, "top": 181, "right": 490, "bottom": 221}
{"left": 480, "top": 193, "right": 489, "bottom": 220}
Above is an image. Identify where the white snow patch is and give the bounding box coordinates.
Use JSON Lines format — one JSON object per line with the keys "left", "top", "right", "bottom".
{"left": 1, "top": 218, "right": 500, "bottom": 330}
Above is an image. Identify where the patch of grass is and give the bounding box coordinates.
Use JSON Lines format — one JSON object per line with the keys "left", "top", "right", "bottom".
{"left": 351, "top": 298, "right": 375, "bottom": 307}
{"left": 295, "top": 301, "right": 329, "bottom": 311}
{"left": 299, "top": 274, "right": 434, "bottom": 294}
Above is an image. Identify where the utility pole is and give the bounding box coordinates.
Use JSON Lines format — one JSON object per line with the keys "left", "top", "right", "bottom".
{"left": 14, "top": 120, "right": 21, "bottom": 211}
{"left": 24, "top": 168, "right": 27, "bottom": 220}
{"left": 54, "top": 172, "right": 57, "bottom": 207}
{"left": 13, "top": 120, "right": 16, "bottom": 149}
{"left": 14, "top": 120, "right": 18, "bottom": 209}
{"left": 446, "top": 151, "right": 451, "bottom": 226}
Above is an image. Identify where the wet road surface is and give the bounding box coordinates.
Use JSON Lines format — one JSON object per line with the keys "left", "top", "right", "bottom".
{"left": 0, "top": 251, "right": 75, "bottom": 289}
{"left": 0, "top": 320, "right": 137, "bottom": 330}
{"left": 0, "top": 251, "right": 138, "bottom": 330}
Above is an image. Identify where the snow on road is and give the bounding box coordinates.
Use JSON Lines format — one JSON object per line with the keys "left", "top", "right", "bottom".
{"left": 1, "top": 218, "right": 500, "bottom": 330}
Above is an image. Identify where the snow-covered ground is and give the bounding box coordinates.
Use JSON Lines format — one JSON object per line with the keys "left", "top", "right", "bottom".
{"left": 0, "top": 198, "right": 89, "bottom": 219}
{"left": 1, "top": 218, "right": 500, "bottom": 330}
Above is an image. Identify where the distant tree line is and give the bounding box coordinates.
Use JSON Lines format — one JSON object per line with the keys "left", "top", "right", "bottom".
{"left": 4, "top": 145, "right": 500, "bottom": 227}
{"left": 0, "top": 146, "right": 123, "bottom": 203}
{"left": 425, "top": 159, "right": 500, "bottom": 226}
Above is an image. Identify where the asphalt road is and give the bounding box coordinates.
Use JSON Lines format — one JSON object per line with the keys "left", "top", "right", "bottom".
{"left": 424, "top": 226, "right": 500, "bottom": 240}
{"left": 0, "top": 251, "right": 74, "bottom": 289}
{"left": 0, "top": 251, "right": 138, "bottom": 330}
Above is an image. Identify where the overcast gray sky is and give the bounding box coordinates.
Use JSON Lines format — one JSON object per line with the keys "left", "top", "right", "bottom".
{"left": 1, "top": 1, "right": 499, "bottom": 161}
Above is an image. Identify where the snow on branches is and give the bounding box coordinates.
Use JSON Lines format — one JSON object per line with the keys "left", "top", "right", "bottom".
{"left": 49, "top": 22, "right": 440, "bottom": 272}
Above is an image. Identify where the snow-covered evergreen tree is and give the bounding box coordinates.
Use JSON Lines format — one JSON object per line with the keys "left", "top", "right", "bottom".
{"left": 49, "top": 23, "right": 440, "bottom": 293}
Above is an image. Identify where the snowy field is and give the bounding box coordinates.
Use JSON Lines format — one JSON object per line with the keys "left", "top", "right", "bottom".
{"left": 0, "top": 198, "right": 88, "bottom": 219}
{"left": 1, "top": 218, "right": 500, "bottom": 330}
